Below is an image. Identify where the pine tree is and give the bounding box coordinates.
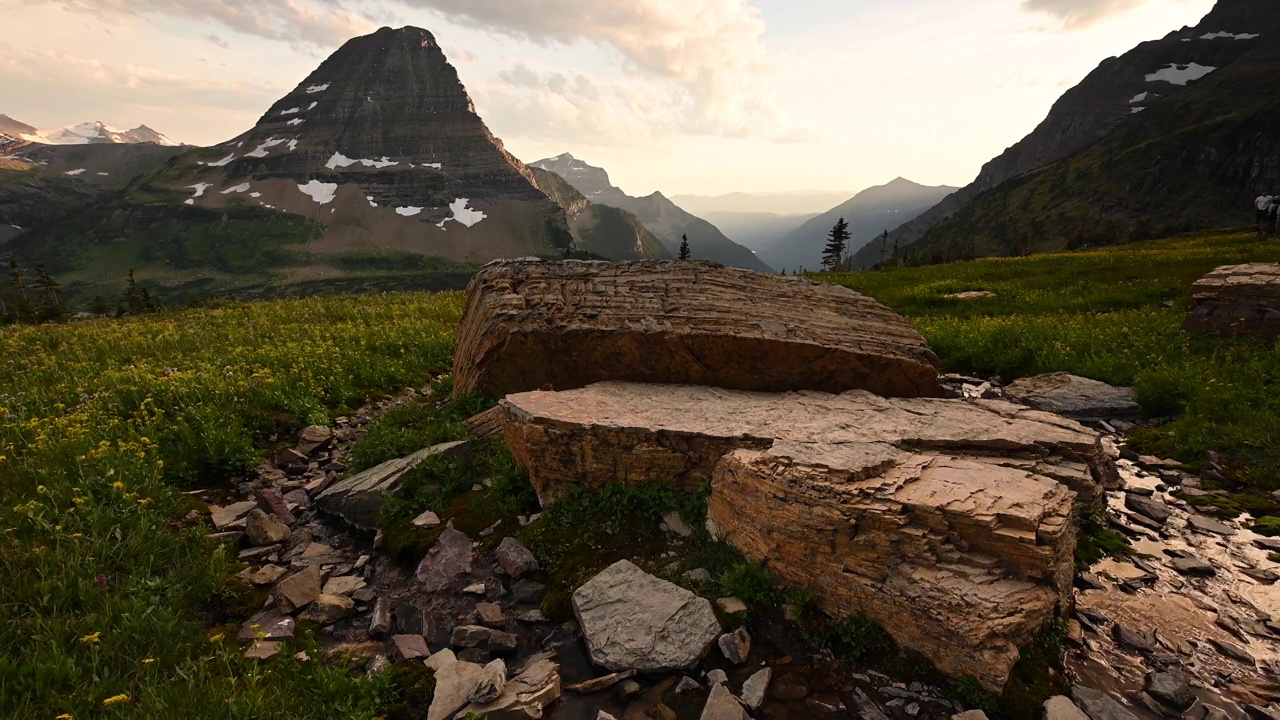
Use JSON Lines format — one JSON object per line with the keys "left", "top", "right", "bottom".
{"left": 91, "top": 295, "right": 110, "bottom": 316}
{"left": 7, "top": 261, "right": 32, "bottom": 324}
{"left": 821, "top": 218, "right": 851, "bottom": 272}
{"left": 678, "top": 234, "right": 691, "bottom": 260}
{"left": 33, "top": 264, "right": 68, "bottom": 322}
{"left": 123, "top": 270, "right": 159, "bottom": 315}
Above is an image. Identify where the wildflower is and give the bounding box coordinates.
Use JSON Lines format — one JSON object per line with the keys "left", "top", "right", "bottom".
{"left": 111, "top": 481, "right": 124, "bottom": 491}
{"left": 155, "top": 460, "right": 164, "bottom": 469}
{"left": 71, "top": 533, "right": 84, "bottom": 539}
{"left": 138, "top": 498, "right": 152, "bottom": 507}
{"left": 209, "top": 632, "right": 224, "bottom": 643}
{"left": 142, "top": 657, "right": 156, "bottom": 665}
{"left": 56, "top": 714, "right": 74, "bottom": 719}
{"left": 79, "top": 632, "right": 101, "bottom": 645}
{"left": 102, "top": 694, "right": 130, "bottom": 707}
{"left": 73, "top": 497, "right": 88, "bottom": 506}
{"left": 36, "top": 485, "right": 48, "bottom": 494}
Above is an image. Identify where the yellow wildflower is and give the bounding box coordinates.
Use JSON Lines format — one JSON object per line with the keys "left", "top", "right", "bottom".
{"left": 79, "top": 632, "right": 101, "bottom": 645}
{"left": 138, "top": 498, "right": 152, "bottom": 507}
{"left": 142, "top": 657, "right": 156, "bottom": 665}
{"left": 56, "top": 714, "right": 74, "bottom": 719}
{"left": 72, "top": 497, "right": 88, "bottom": 506}
{"left": 102, "top": 694, "right": 130, "bottom": 707}
{"left": 209, "top": 632, "right": 224, "bottom": 643}
{"left": 111, "top": 481, "right": 125, "bottom": 491}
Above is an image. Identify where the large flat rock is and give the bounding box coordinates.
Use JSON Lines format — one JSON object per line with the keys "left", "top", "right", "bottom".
{"left": 501, "top": 381, "right": 1120, "bottom": 691}
{"left": 1185, "top": 263, "right": 1280, "bottom": 338}
{"left": 501, "top": 381, "right": 1117, "bottom": 508}
{"left": 452, "top": 259, "right": 943, "bottom": 399}
{"left": 1004, "top": 373, "right": 1140, "bottom": 422}
{"left": 315, "top": 440, "right": 469, "bottom": 528}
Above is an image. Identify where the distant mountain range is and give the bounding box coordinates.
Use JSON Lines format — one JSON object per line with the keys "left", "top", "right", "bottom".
{"left": 530, "top": 153, "right": 771, "bottom": 272}
{"left": 2, "top": 118, "right": 179, "bottom": 146}
{"left": 756, "top": 178, "right": 956, "bottom": 272}
{"left": 1, "top": 27, "right": 669, "bottom": 305}
{"left": 853, "top": 0, "right": 1280, "bottom": 268}
{"left": 671, "top": 190, "right": 853, "bottom": 217}
{"left": 693, "top": 212, "right": 817, "bottom": 252}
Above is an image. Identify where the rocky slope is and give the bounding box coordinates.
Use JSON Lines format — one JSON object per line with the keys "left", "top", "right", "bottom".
{"left": 3, "top": 27, "right": 665, "bottom": 304}
{"left": 532, "top": 154, "right": 772, "bottom": 272}
{"left": 21, "top": 121, "right": 180, "bottom": 146}
{"left": 527, "top": 167, "right": 670, "bottom": 261}
{"left": 760, "top": 178, "right": 955, "bottom": 272}
{"left": 852, "top": 0, "right": 1280, "bottom": 268}
{"left": 0, "top": 114, "right": 37, "bottom": 139}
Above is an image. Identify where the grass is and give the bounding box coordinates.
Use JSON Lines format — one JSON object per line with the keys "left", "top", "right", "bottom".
{"left": 0, "top": 292, "right": 464, "bottom": 718}
{"left": 821, "top": 230, "right": 1280, "bottom": 531}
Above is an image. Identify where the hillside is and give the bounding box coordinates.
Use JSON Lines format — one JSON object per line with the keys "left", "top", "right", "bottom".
{"left": 671, "top": 190, "right": 851, "bottom": 216}
{"left": 531, "top": 154, "right": 772, "bottom": 272}
{"left": 759, "top": 178, "right": 955, "bottom": 271}
{"left": 696, "top": 211, "right": 816, "bottom": 252}
{"left": 528, "top": 166, "right": 671, "bottom": 260}
{"left": 852, "top": 0, "right": 1280, "bottom": 268}
{"left": 3, "top": 27, "right": 666, "bottom": 304}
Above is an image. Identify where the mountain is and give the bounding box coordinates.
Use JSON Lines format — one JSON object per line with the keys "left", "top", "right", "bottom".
{"left": 528, "top": 166, "right": 670, "bottom": 260}
{"left": 0, "top": 114, "right": 37, "bottom": 138}
{"left": 671, "top": 191, "right": 853, "bottom": 216}
{"left": 698, "top": 212, "right": 817, "bottom": 252}
{"left": 853, "top": 0, "right": 1280, "bottom": 268}
{"left": 21, "top": 121, "right": 180, "bottom": 146}
{"left": 531, "top": 153, "right": 772, "bottom": 272}
{"left": 758, "top": 178, "right": 956, "bottom": 272}
{"left": 4, "top": 26, "right": 665, "bottom": 304}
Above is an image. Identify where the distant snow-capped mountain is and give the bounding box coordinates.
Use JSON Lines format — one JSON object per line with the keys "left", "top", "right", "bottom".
{"left": 23, "top": 121, "right": 179, "bottom": 146}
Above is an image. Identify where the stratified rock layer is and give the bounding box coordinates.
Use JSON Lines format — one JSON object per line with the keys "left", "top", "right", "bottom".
{"left": 1185, "top": 263, "right": 1280, "bottom": 338}
{"left": 1004, "top": 372, "right": 1140, "bottom": 421}
{"left": 501, "top": 381, "right": 1120, "bottom": 690}
{"left": 453, "top": 260, "right": 943, "bottom": 399}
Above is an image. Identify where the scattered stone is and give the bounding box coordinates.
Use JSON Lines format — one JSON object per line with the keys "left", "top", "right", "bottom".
{"left": 1043, "top": 695, "right": 1089, "bottom": 720}
{"left": 276, "top": 565, "right": 324, "bottom": 612}
{"left": 852, "top": 689, "right": 892, "bottom": 720}
{"left": 699, "top": 683, "right": 747, "bottom": 720}
{"left": 370, "top": 596, "right": 391, "bottom": 638}
{"left": 1077, "top": 573, "right": 1107, "bottom": 591}
{"left": 1241, "top": 568, "right": 1278, "bottom": 584}
{"left": 494, "top": 536, "right": 539, "bottom": 578}
{"left": 238, "top": 609, "right": 295, "bottom": 643}
{"left": 1112, "top": 623, "right": 1156, "bottom": 654}
{"left": 392, "top": 634, "right": 430, "bottom": 661}
{"left": 716, "top": 597, "right": 747, "bottom": 615}
{"left": 452, "top": 259, "right": 944, "bottom": 399}
{"left": 1003, "top": 372, "right": 1140, "bottom": 421}
{"left": 617, "top": 680, "right": 642, "bottom": 698}
{"left": 411, "top": 510, "right": 441, "bottom": 528}
{"left": 464, "top": 406, "right": 506, "bottom": 440}
{"left": 460, "top": 658, "right": 560, "bottom": 720}
{"left": 1185, "top": 264, "right": 1280, "bottom": 338}
{"left": 297, "top": 425, "right": 334, "bottom": 455}
{"left": 684, "top": 568, "right": 712, "bottom": 583}
{"left": 806, "top": 694, "right": 846, "bottom": 715}
{"left": 476, "top": 602, "right": 505, "bottom": 627}
{"left": 675, "top": 676, "right": 700, "bottom": 693}
{"left": 1254, "top": 537, "right": 1280, "bottom": 552}
{"left": 516, "top": 609, "right": 548, "bottom": 624}
{"left": 487, "top": 630, "right": 518, "bottom": 653}
{"left": 321, "top": 575, "right": 366, "bottom": 596}
{"left": 463, "top": 583, "right": 487, "bottom": 596}
{"left": 1070, "top": 686, "right": 1138, "bottom": 720}
{"left": 470, "top": 659, "right": 507, "bottom": 704}
{"left": 717, "top": 627, "right": 751, "bottom": 665}
{"left": 706, "top": 669, "right": 728, "bottom": 686}
{"left": 1170, "top": 556, "right": 1216, "bottom": 577}
{"left": 566, "top": 669, "right": 637, "bottom": 694}
{"left": 741, "top": 668, "right": 771, "bottom": 710}
{"left": 366, "top": 654, "right": 390, "bottom": 676}
{"left": 1209, "top": 638, "right": 1256, "bottom": 665}
{"left": 661, "top": 511, "right": 693, "bottom": 538}
{"left": 414, "top": 527, "right": 475, "bottom": 592}
{"left": 1187, "top": 515, "right": 1237, "bottom": 536}
{"left": 452, "top": 625, "right": 490, "bottom": 648}
{"left": 210, "top": 501, "right": 257, "bottom": 530}
{"left": 244, "top": 640, "right": 283, "bottom": 661}
{"left": 573, "top": 560, "right": 721, "bottom": 672}
{"left": 512, "top": 580, "right": 547, "bottom": 604}
{"left": 1145, "top": 671, "right": 1196, "bottom": 712}
{"left": 1065, "top": 619, "right": 1084, "bottom": 647}
{"left": 425, "top": 650, "right": 485, "bottom": 720}
{"left": 315, "top": 441, "right": 470, "bottom": 528}
{"left": 251, "top": 564, "right": 289, "bottom": 586}
{"left": 945, "top": 291, "right": 998, "bottom": 301}
{"left": 283, "top": 488, "right": 310, "bottom": 510}
{"left": 299, "top": 594, "right": 354, "bottom": 625}
{"left": 1124, "top": 494, "right": 1171, "bottom": 525}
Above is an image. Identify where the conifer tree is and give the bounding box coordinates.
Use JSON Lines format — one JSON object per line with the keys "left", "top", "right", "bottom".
{"left": 7, "top": 261, "right": 32, "bottom": 324}
{"left": 822, "top": 218, "right": 851, "bottom": 271}
{"left": 678, "top": 234, "right": 691, "bottom": 260}
{"left": 34, "top": 264, "right": 68, "bottom": 322}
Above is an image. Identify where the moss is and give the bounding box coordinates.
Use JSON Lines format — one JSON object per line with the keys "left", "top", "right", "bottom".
{"left": 1254, "top": 516, "right": 1280, "bottom": 537}
{"left": 1268, "top": 552, "right": 1280, "bottom": 563}
{"left": 1074, "top": 513, "right": 1133, "bottom": 570}
{"left": 203, "top": 574, "right": 269, "bottom": 625}
{"left": 380, "top": 662, "right": 436, "bottom": 720}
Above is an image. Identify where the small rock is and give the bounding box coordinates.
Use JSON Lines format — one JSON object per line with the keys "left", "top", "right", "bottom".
{"left": 392, "top": 634, "right": 431, "bottom": 661}
{"left": 411, "top": 510, "right": 441, "bottom": 528}
{"left": 487, "top": 630, "right": 518, "bottom": 653}
{"left": 321, "top": 575, "right": 367, "bottom": 596}
{"left": 1254, "top": 537, "right": 1280, "bottom": 552}
{"left": 512, "top": 579, "right": 547, "bottom": 603}
{"left": 238, "top": 609, "right": 295, "bottom": 642}
{"left": 476, "top": 602, "right": 505, "bottom": 627}
{"left": 299, "top": 594, "right": 355, "bottom": 625}
{"left": 470, "top": 659, "right": 507, "bottom": 704}
{"left": 251, "top": 564, "right": 289, "bottom": 586}
{"left": 516, "top": 609, "right": 548, "bottom": 624}
{"left": 494, "top": 537, "right": 539, "bottom": 578}
{"left": 700, "top": 682, "right": 746, "bottom": 720}
{"left": 276, "top": 565, "right": 324, "bottom": 612}
{"left": 463, "top": 582, "right": 487, "bottom": 595}
{"left": 415, "top": 528, "right": 475, "bottom": 592}
{"left": 1043, "top": 696, "right": 1089, "bottom": 720}
{"left": 618, "top": 680, "right": 642, "bottom": 698}
{"left": 717, "top": 627, "right": 751, "bottom": 665}
{"left": 741, "top": 668, "right": 771, "bottom": 710}
{"left": 370, "top": 596, "right": 391, "bottom": 638}
{"left": 210, "top": 501, "right": 257, "bottom": 530}
{"left": 1170, "top": 556, "right": 1216, "bottom": 577}
{"left": 352, "top": 588, "right": 377, "bottom": 603}
{"left": 1077, "top": 573, "right": 1107, "bottom": 591}
{"left": 661, "top": 511, "right": 693, "bottom": 538}
{"left": 807, "top": 694, "right": 846, "bottom": 715}
{"left": 684, "top": 568, "right": 712, "bottom": 583}
{"left": 675, "top": 676, "right": 700, "bottom": 693}
{"left": 952, "top": 711, "right": 989, "bottom": 720}
{"left": 1187, "top": 514, "right": 1237, "bottom": 536}
{"left": 245, "top": 508, "right": 292, "bottom": 546}
{"left": 1065, "top": 619, "right": 1085, "bottom": 646}
{"left": 297, "top": 425, "right": 334, "bottom": 455}
{"left": 253, "top": 487, "right": 296, "bottom": 525}
{"left": 1112, "top": 622, "right": 1156, "bottom": 654}
{"left": 1241, "top": 568, "right": 1278, "bottom": 584}
{"left": 566, "top": 669, "right": 637, "bottom": 694}
{"left": 706, "top": 669, "right": 728, "bottom": 686}
{"left": 452, "top": 625, "right": 490, "bottom": 648}
{"left": 1124, "top": 494, "right": 1171, "bottom": 524}
{"left": 716, "top": 596, "right": 747, "bottom": 615}
{"left": 1208, "top": 638, "right": 1255, "bottom": 665}
{"left": 1145, "top": 671, "right": 1196, "bottom": 712}
{"left": 1070, "top": 686, "right": 1138, "bottom": 720}
{"left": 293, "top": 651, "right": 310, "bottom": 662}
{"left": 366, "top": 654, "right": 391, "bottom": 676}
{"left": 244, "top": 640, "right": 282, "bottom": 661}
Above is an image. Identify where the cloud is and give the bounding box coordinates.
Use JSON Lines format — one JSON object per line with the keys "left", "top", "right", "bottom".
{"left": 47, "top": 0, "right": 375, "bottom": 47}
{"left": 1021, "top": 0, "right": 1147, "bottom": 28}
{"left": 204, "top": 33, "right": 229, "bottom": 48}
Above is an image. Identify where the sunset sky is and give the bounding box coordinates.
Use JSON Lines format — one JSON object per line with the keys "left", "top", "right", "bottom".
{"left": 1, "top": 0, "right": 1217, "bottom": 195}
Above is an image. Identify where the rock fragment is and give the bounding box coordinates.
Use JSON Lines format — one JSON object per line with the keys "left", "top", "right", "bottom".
{"left": 494, "top": 536, "right": 539, "bottom": 578}
{"left": 1071, "top": 686, "right": 1138, "bottom": 720}
{"left": 470, "top": 659, "right": 506, "bottom": 704}
{"left": 299, "top": 594, "right": 354, "bottom": 625}
{"left": 276, "top": 565, "right": 323, "bottom": 612}
{"left": 1185, "top": 264, "right": 1280, "bottom": 338}
{"left": 415, "top": 527, "right": 475, "bottom": 592}
{"left": 741, "top": 668, "right": 771, "bottom": 710}
{"left": 1004, "top": 372, "right": 1140, "bottom": 421}
{"left": 1043, "top": 695, "right": 1090, "bottom": 720}
{"left": 1145, "top": 671, "right": 1196, "bottom": 712}
{"left": 717, "top": 627, "right": 751, "bottom": 665}
{"left": 392, "top": 634, "right": 430, "bottom": 661}
{"left": 699, "top": 683, "right": 747, "bottom": 720}
{"left": 315, "top": 441, "right": 469, "bottom": 528}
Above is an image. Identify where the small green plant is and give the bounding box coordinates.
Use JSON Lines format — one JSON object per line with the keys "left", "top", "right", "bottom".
{"left": 1254, "top": 516, "right": 1280, "bottom": 537}
{"left": 1074, "top": 512, "right": 1134, "bottom": 569}
{"left": 347, "top": 380, "right": 494, "bottom": 472}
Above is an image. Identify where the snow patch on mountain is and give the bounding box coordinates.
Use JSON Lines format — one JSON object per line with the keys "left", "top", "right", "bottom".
{"left": 1200, "top": 31, "right": 1259, "bottom": 40}
{"left": 395, "top": 207, "right": 423, "bottom": 217}
{"left": 221, "top": 183, "right": 251, "bottom": 194}
{"left": 23, "top": 121, "right": 178, "bottom": 146}
{"left": 204, "top": 153, "right": 236, "bottom": 167}
{"left": 287, "top": 119, "right": 304, "bottom": 127}
{"left": 305, "top": 83, "right": 330, "bottom": 94}
{"left": 298, "top": 180, "right": 338, "bottom": 204}
{"left": 1145, "top": 63, "right": 1216, "bottom": 85}
{"left": 436, "top": 198, "right": 486, "bottom": 229}
{"left": 65, "top": 168, "right": 86, "bottom": 176}
{"left": 246, "top": 137, "right": 288, "bottom": 158}
{"left": 1130, "top": 92, "right": 1149, "bottom": 104}
{"left": 325, "top": 153, "right": 399, "bottom": 170}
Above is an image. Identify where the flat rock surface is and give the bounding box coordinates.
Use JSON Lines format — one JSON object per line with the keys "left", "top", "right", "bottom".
{"left": 1004, "top": 372, "right": 1140, "bottom": 421}
{"left": 573, "top": 560, "right": 720, "bottom": 673}
{"left": 452, "top": 259, "right": 944, "bottom": 399}
{"left": 315, "top": 440, "right": 468, "bottom": 528}
{"left": 501, "top": 381, "right": 1116, "bottom": 507}
{"left": 1185, "top": 263, "right": 1280, "bottom": 338}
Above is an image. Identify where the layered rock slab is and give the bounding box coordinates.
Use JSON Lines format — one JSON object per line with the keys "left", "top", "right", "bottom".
{"left": 315, "top": 440, "right": 469, "bottom": 528}
{"left": 453, "top": 259, "right": 944, "bottom": 399}
{"left": 500, "top": 381, "right": 1120, "bottom": 690}
{"left": 1185, "top": 263, "right": 1280, "bottom": 338}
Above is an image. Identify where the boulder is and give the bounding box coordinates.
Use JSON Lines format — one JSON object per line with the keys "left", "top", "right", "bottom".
{"left": 494, "top": 536, "right": 539, "bottom": 578}
{"left": 458, "top": 658, "right": 560, "bottom": 720}
{"left": 1070, "top": 687, "right": 1138, "bottom": 720}
{"left": 1185, "top": 264, "right": 1280, "bottom": 338}
{"left": 297, "top": 425, "right": 334, "bottom": 455}
{"left": 741, "top": 668, "right": 771, "bottom": 710}
{"left": 392, "top": 634, "right": 431, "bottom": 661}
{"left": 453, "top": 260, "right": 943, "bottom": 399}
{"left": 572, "top": 560, "right": 721, "bottom": 672}
{"left": 1043, "top": 696, "right": 1090, "bottom": 720}
{"left": 501, "top": 381, "right": 1116, "bottom": 508}
{"left": 470, "top": 659, "right": 507, "bottom": 704}
{"left": 1145, "top": 671, "right": 1196, "bottom": 712}
{"left": 699, "top": 683, "right": 747, "bottom": 720}
{"left": 415, "top": 528, "right": 475, "bottom": 592}
{"left": 1004, "top": 373, "right": 1140, "bottom": 421}
{"left": 315, "top": 441, "right": 470, "bottom": 528}
{"left": 276, "top": 565, "right": 324, "bottom": 612}
{"left": 299, "top": 594, "right": 355, "bottom": 625}
{"left": 425, "top": 650, "right": 486, "bottom": 720}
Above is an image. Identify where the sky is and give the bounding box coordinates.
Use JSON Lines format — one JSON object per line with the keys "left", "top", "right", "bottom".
{"left": 0, "top": 0, "right": 1217, "bottom": 197}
